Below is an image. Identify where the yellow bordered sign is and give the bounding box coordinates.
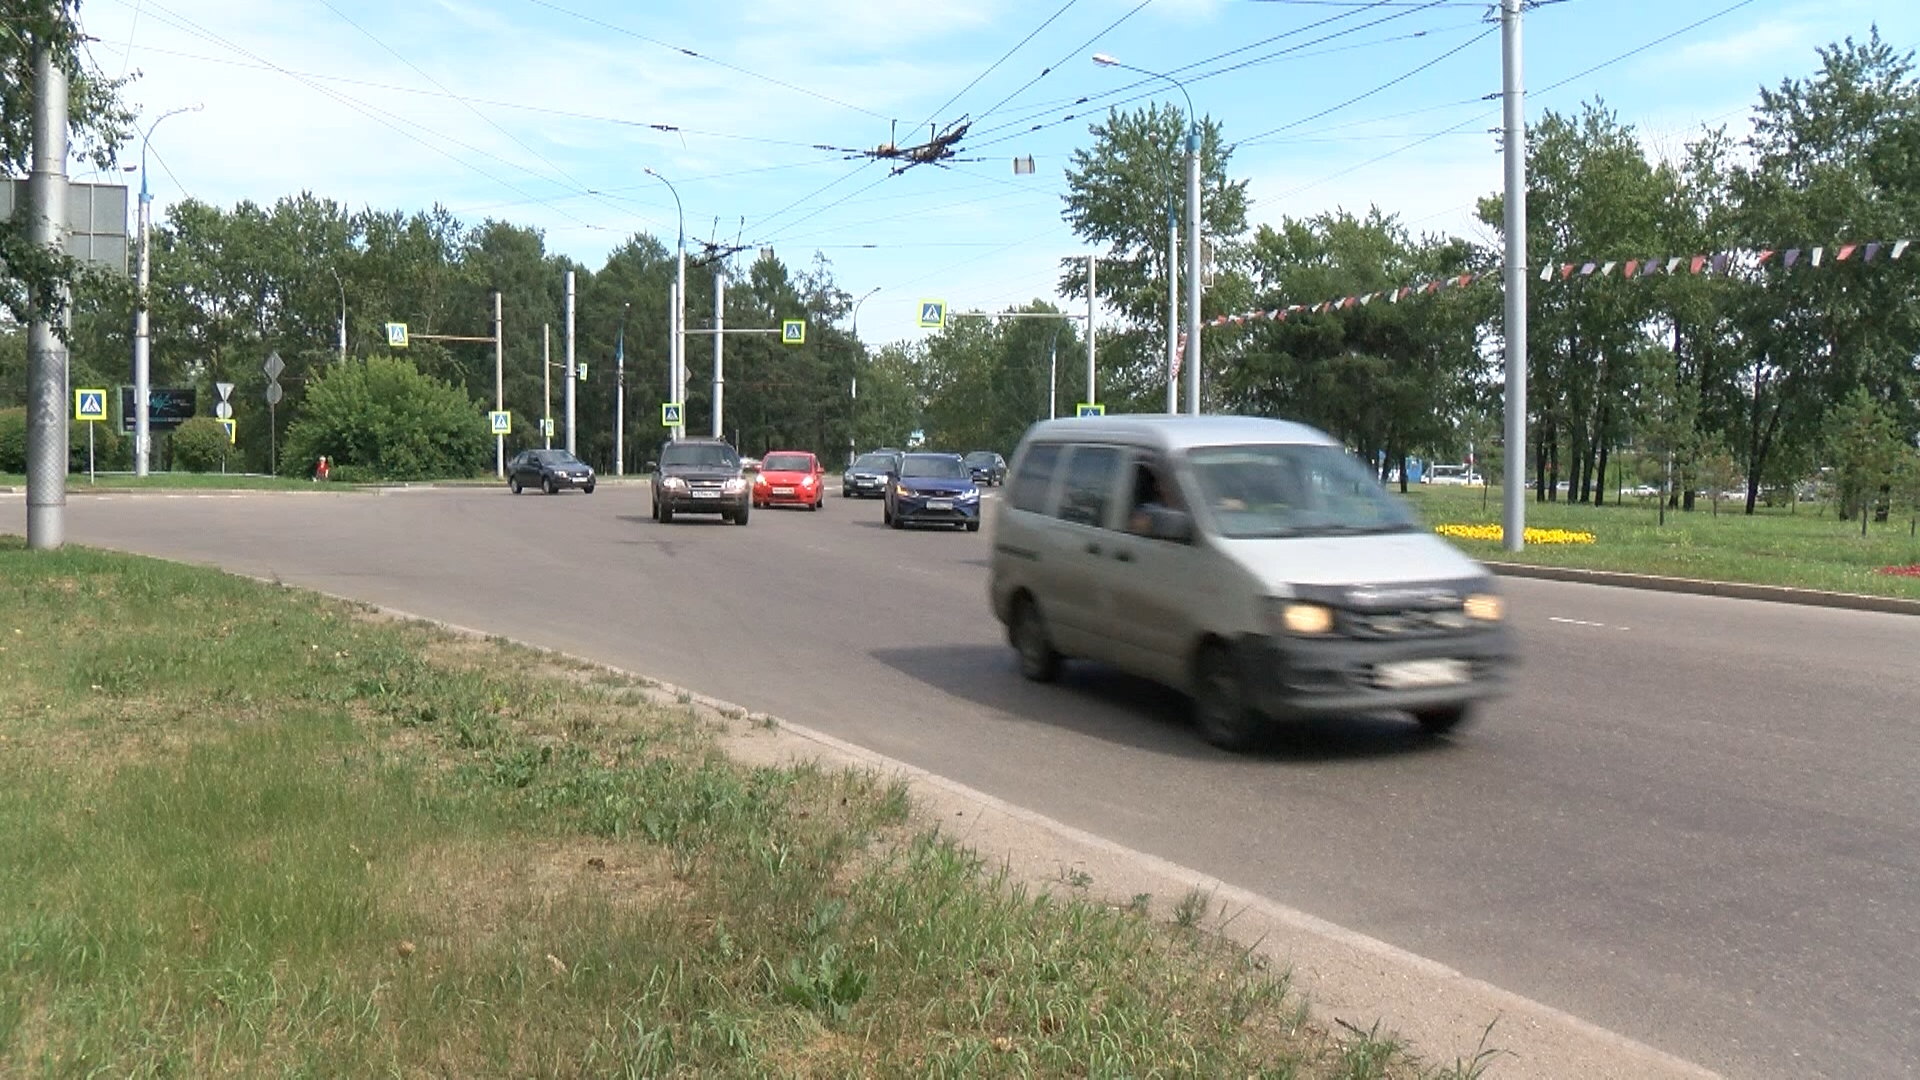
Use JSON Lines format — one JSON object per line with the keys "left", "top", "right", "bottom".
{"left": 74, "top": 388, "right": 108, "bottom": 422}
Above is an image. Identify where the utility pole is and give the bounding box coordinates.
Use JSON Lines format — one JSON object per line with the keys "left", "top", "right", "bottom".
{"left": 1184, "top": 118, "right": 1202, "bottom": 416}
{"left": 26, "top": 37, "right": 68, "bottom": 550}
{"left": 543, "top": 323, "right": 552, "bottom": 449}
{"left": 712, "top": 272, "right": 725, "bottom": 439}
{"left": 1167, "top": 198, "right": 1179, "bottom": 414}
{"left": 493, "top": 290, "right": 504, "bottom": 478}
{"left": 1501, "top": 0, "right": 1529, "bottom": 552}
{"left": 329, "top": 267, "right": 346, "bottom": 364}
{"left": 615, "top": 303, "right": 628, "bottom": 474}
{"left": 1086, "top": 254, "right": 1097, "bottom": 405}
{"left": 667, "top": 280, "right": 679, "bottom": 440}
{"left": 130, "top": 102, "right": 201, "bottom": 477}
{"left": 564, "top": 270, "right": 577, "bottom": 454}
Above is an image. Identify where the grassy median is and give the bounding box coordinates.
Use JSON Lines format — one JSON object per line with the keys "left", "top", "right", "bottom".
{"left": 1404, "top": 485, "right": 1920, "bottom": 600}
{"left": 0, "top": 538, "right": 1485, "bottom": 1077}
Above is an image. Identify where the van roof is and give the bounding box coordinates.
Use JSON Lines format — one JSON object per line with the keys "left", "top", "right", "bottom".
{"left": 1019, "top": 414, "right": 1338, "bottom": 453}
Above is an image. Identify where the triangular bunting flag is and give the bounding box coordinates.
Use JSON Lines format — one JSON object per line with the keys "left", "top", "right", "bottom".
{"left": 1561, "top": 264, "right": 1575, "bottom": 280}
{"left": 1864, "top": 243, "right": 1881, "bottom": 262}
{"left": 1457, "top": 273, "right": 1472, "bottom": 288}
{"left": 1756, "top": 250, "right": 1774, "bottom": 265}
{"left": 1667, "top": 257, "right": 1684, "bottom": 273}
{"left": 1893, "top": 240, "right": 1910, "bottom": 259}
{"left": 1600, "top": 261, "right": 1617, "bottom": 277}
{"left": 1642, "top": 260, "right": 1662, "bottom": 277}
{"left": 1837, "top": 244, "right": 1857, "bottom": 261}
{"left": 1424, "top": 281, "right": 1441, "bottom": 293}
{"left": 1783, "top": 249, "right": 1800, "bottom": 267}
{"left": 1389, "top": 288, "right": 1403, "bottom": 303}
{"left": 1710, "top": 252, "right": 1731, "bottom": 273}
{"left": 1579, "top": 262, "right": 1597, "bottom": 277}
{"left": 1359, "top": 293, "right": 1374, "bottom": 306}
{"left": 1539, "top": 263, "right": 1553, "bottom": 281}
{"left": 1690, "top": 255, "right": 1707, "bottom": 273}
{"left": 1811, "top": 246, "right": 1824, "bottom": 266}
{"left": 1623, "top": 260, "right": 1639, "bottom": 278}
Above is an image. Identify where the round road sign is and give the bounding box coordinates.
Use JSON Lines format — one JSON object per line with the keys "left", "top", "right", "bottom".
{"left": 215, "top": 401, "right": 234, "bottom": 419}
{"left": 265, "top": 383, "right": 285, "bottom": 405}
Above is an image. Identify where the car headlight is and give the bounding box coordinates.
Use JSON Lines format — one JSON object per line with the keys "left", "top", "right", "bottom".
{"left": 754, "top": 474, "right": 768, "bottom": 486}
{"left": 895, "top": 483, "right": 915, "bottom": 498}
{"left": 1463, "top": 593, "right": 1505, "bottom": 622}
{"left": 722, "top": 478, "right": 746, "bottom": 494}
{"left": 958, "top": 489, "right": 979, "bottom": 501}
{"left": 661, "top": 477, "right": 689, "bottom": 491}
{"left": 1266, "top": 599, "right": 1336, "bottom": 636}
{"left": 801, "top": 475, "right": 815, "bottom": 487}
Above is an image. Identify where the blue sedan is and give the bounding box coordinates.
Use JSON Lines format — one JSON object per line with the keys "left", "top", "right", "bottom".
{"left": 883, "top": 452, "right": 982, "bottom": 531}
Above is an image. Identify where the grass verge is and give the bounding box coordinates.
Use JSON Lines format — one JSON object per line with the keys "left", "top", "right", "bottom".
{"left": 0, "top": 538, "right": 1477, "bottom": 1077}
{"left": 2, "top": 472, "right": 351, "bottom": 493}
{"left": 1403, "top": 485, "right": 1920, "bottom": 601}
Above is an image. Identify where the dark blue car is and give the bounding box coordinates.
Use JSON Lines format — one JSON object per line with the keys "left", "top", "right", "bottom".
{"left": 884, "top": 452, "right": 981, "bottom": 531}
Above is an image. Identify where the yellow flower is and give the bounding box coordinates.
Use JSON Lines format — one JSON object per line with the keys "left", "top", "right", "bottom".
{"left": 1434, "top": 523, "right": 1595, "bottom": 545}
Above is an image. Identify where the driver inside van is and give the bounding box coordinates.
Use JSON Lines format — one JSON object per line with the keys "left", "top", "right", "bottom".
{"left": 1126, "top": 462, "right": 1182, "bottom": 536}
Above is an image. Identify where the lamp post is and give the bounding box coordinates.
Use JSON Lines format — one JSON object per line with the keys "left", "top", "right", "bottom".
{"left": 1093, "top": 53, "right": 1201, "bottom": 415}
{"left": 327, "top": 266, "right": 346, "bottom": 364}
{"left": 644, "top": 167, "right": 686, "bottom": 442}
{"left": 615, "top": 302, "right": 629, "bottom": 474}
{"left": 131, "top": 102, "right": 203, "bottom": 476}
{"left": 850, "top": 286, "right": 880, "bottom": 341}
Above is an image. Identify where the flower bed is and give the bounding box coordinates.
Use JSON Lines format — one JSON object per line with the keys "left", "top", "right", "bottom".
{"left": 1434, "top": 523, "right": 1597, "bottom": 545}
{"left": 1876, "top": 565, "right": 1920, "bottom": 577}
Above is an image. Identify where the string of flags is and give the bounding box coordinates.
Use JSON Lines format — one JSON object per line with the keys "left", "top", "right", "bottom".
{"left": 1189, "top": 238, "right": 1914, "bottom": 337}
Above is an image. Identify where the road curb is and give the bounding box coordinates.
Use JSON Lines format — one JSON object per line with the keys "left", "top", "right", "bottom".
{"left": 1485, "top": 561, "right": 1920, "bottom": 616}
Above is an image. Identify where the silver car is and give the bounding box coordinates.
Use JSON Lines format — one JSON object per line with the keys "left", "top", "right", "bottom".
{"left": 987, "top": 415, "right": 1514, "bottom": 750}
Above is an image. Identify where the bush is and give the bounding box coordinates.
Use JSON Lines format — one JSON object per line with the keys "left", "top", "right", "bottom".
{"left": 0, "top": 408, "right": 23, "bottom": 472}
{"left": 284, "top": 356, "right": 489, "bottom": 481}
{"left": 170, "top": 416, "right": 233, "bottom": 473}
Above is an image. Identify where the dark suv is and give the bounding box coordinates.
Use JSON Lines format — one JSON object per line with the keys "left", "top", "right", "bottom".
{"left": 650, "top": 438, "right": 750, "bottom": 525}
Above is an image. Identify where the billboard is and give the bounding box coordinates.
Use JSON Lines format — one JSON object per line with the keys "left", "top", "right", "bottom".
{"left": 118, "top": 386, "right": 198, "bottom": 433}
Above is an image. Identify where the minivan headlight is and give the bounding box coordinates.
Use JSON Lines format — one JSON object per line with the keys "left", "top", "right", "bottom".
{"left": 1463, "top": 593, "right": 1505, "bottom": 622}
{"left": 1267, "top": 599, "right": 1335, "bottom": 636}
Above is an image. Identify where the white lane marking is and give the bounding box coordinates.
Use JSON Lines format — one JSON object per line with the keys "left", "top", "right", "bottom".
{"left": 1550, "top": 616, "right": 1631, "bottom": 631}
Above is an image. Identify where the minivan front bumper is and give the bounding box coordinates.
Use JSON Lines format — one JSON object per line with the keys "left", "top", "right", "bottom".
{"left": 1239, "top": 627, "right": 1514, "bottom": 719}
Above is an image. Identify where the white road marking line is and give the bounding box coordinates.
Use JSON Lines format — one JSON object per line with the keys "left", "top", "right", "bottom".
{"left": 1549, "top": 616, "right": 1631, "bottom": 631}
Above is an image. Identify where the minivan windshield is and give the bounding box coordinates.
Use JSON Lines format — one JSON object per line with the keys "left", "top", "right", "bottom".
{"left": 659, "top": 442, "right": 738, "bottom": 469}
{"left": 1186, "top": 443, "right": 1416, "bottom": 538}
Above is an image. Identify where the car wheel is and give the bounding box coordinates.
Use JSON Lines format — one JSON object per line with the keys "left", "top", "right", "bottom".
{"left": 1192, "top": 642, "right": 1263, "bottom": 752}
{"left": 734, "top": 504, "right": 750, "bottom": 526}
{"left": 1010, "top": 596, "right": 1061, "bottom": 683}
{"left": 882, "top": 504, "right": 893, "bottom": 526}
{"left": 1412, "top": 704, "right": 1473, "bottom": 736}
{"left": 659, "top": 505, "right": 675, "bottom": 524}
{"left": 889, "top": 508, "right": 904, "bottom": 529}
{"left": 510, "top": 477, "right": 522, "bottom": 494}
{"left": 544, "top": 476, "right": 558, "bottom": 495}
{"left": 966, "top": 521, "right": 980, "bottom": 532}
{"left": 583, "top": 481, "right": 595, "bottom": 495}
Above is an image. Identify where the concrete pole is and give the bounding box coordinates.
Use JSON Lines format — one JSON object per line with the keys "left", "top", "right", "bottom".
{"left": 1501, "top": 0, "right": 1529, "bottom": 552}
{"left": 712, "top": 272, "right": 725, "bottom": 439}
{"left": 667, "top": 281, "right": 678, "bottom": 436}
{"left": 493, "top": 290, "right": 504, "bottom": 478}
{"left": 1167, "top": 198, "right": 1179, "bottom": 414}
{"left": 26, "top": 40, "right": 68, "bottom": 550}
{"left": 674, "top": 244, "right": 687, "bottom": 441}
{"left": 543, "top": 323, "right": 552, "bottom": 449}
{"left": 1184, "top": 127, "right": 1202, "bottom": 415}
{"left": 564, "top": 270, "right": 577, "bottom": 454}
{"left": 1085, "top": 254, "right": 1096, "bottom": 406}
{"left": 615, "top": 304, "right": 629, "bottom": 475}
{"left": 132, "top": 162, "right": 151, "bottom": 474}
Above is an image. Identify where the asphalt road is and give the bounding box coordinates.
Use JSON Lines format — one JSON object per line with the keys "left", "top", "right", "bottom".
{"left": 8, "top": 483, "right": 1918, "bottom": 1079}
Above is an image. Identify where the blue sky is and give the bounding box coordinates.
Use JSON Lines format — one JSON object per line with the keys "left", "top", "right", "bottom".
{"left": 76, "top": 0, "right": 1918, "bottom": 343}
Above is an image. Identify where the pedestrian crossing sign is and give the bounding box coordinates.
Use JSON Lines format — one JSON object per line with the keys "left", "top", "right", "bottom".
{"left": 489, "top": 410, "right": 511, "bottom": 435}
{"left": 662, "top": 402, "right": 684, "bottom": 427}
{"left": 1076, "top": 403, "right": 1105, "bottom": 417}
{"left": 782, "top": 319, "right": 806, "bottom": 345}
{"left": 918, "top": 300, "right": 947, "bottom": 329}
{"left": 75, "top": 388, "right": 107, "bottom": 421}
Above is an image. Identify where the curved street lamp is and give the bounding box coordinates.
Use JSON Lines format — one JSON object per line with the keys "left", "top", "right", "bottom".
{"left": 850, "top": 286, "right": 881, "bottom": 342}
{"left": 643, "top": 167, "right": 687, "bottom": 441}
{"left": 132, "top": 103, "right": 204, "bottom": 475}
{"left": 1093, "top": 53, "right": 1202, "bottom": 415}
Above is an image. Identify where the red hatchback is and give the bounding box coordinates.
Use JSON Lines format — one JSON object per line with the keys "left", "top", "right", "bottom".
{"left": 752, "top": 450, "right": 827, "bottom": 510}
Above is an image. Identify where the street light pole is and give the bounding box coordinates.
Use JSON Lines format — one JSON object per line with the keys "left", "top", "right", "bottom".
{"left": 645, "top": 167, "right": 686, "bottom": 442}
{"left": 851, "top": 286, "right": 880, "bottom": 341}
{"left": 131, "top": 102, "right": 203, "bottom": 477}
{"left": 327, "top": 266, "right": 346, "bottom": 364}
{"left": 1500, "top": 0, "right": 1529, "bottom": 552}
{"left": 615, "top": 303, "right": 629, "bottom": 474}
{"left": 1092, "top": 54, "right": 1201, "bottom": 414}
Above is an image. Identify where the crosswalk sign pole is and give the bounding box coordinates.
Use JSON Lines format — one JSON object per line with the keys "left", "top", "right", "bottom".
{"left": 87, "top": 422, "right": 94, "bottom": 486}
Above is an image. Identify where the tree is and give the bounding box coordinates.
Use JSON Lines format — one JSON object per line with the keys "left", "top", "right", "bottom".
{"left": 1824, "top": 386, "right": 1905, "bottom": 524}
{"left": 169, "top": 416, "right": 231, "bottom": 473}
{"left": 284, "top": 355, "right": 488, "bottom": 480}
{"left": 0, "top": 1, "right": 136, "bottom": 326}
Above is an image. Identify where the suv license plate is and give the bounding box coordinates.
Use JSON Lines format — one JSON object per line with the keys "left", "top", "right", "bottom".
{"left": 691, "top": 490, "right": 720, "bottom": 499}
{"left": 1374, "top": 659, "right": 1469, "bottom": 690}
{"left": 928, "top": 499, "right": 953, "bottom": 511}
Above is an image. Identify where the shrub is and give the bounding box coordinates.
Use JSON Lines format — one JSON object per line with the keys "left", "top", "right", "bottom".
{"left": 170, "top": 416, "right": 233, "bottom": 473}
{"left": 0, "top": 408, "right": 23, "bottom": 472}
{"left": 284, "top": 356, "right": 489, "bottom": 481}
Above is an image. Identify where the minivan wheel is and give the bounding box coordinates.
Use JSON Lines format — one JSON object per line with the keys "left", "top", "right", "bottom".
{"left": 1193, "top": 643, "right": 1262, "bottom": 751}
{"left": 965, "top": 520, "right": 980, "bottom": 532}
{"left": 1412, "top": 704, "right": 1473, "bottom": 736}
{"left": 1011, "top": 597, "right": 1060, "bottom": 683}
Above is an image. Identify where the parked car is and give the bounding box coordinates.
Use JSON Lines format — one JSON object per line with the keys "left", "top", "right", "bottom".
{"left": 507, "top": 448, "right": 595, "bottom": 495}
{"left": 988, "top": 415, "right": 1514, "bottom": 750}
{"left": 753, "top": 450, "right": 826, "bottom": 510}
{"left": 1422, "top": 464, "right": 1483, "bottom": 486}
{"left": 843, "top": 450, "right": 902, "bottom": 499}
{"left": 884, "top": 452, "right": 982, "bottom": 531}
{"left": 649, "top": 438, "right": 750, "bottom": 525}
{"left": 964, "top": 450, "right": 1008, "bottom": 486}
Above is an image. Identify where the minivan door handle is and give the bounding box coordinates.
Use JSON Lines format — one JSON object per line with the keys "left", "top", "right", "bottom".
{"left": 1112, "top": 549, "right": 1133, "bottom": 563}
{"left": 1084, "top": 541, "right": 1101, "bottom": 556}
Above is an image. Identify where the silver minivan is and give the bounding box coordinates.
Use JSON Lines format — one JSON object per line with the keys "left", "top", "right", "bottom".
{"left": 987, "top": 415, "right": 1514, "bottom": 749}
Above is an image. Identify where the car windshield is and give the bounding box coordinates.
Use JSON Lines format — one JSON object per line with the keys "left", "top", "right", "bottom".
{"left": 762, "top": 453, "right": 811, "bottom": 472}
{"left": 851, "top": 454, "right": 893, "bottom": 471}
{"left": 901, "top": 454, "right": 968, "bottom": 480}
{"left": 659, "top": 443, "right": 737, "bottom": 469}
{"left": 1186, "top": 444, "right": 1417, "bottom": 539}
{"left": 533, "top": 450, "right": 581, "bottom": 467}
{"left": 964, "top": 452, "right": 997, "bottom": 466}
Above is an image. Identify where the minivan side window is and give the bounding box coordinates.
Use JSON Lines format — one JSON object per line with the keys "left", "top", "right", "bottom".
{"left": 1055, "top": 445, "right": 1122, "bottom": 527}
{"left": 1009, "top": 443, "right": 1064, "bottom": 512}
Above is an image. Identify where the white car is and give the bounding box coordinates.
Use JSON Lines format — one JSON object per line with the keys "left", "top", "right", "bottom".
{"left": 1423, "top": 465, "right": 1482, "bottom": 486}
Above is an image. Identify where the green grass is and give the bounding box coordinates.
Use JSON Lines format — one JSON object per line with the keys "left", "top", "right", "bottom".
{"left": 0, "top": 538, "right": 1466, "bottom": 1077}
{"left": 1, "top": 471, "right": 350, "bottom": 492}
{"left": 1401, "top": 485, "right": 1920, "bottom": 601}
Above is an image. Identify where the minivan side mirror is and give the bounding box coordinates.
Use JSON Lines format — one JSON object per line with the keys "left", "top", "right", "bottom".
{"left": 1148, "top": 507, "right": 1195, "bottom": 544}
